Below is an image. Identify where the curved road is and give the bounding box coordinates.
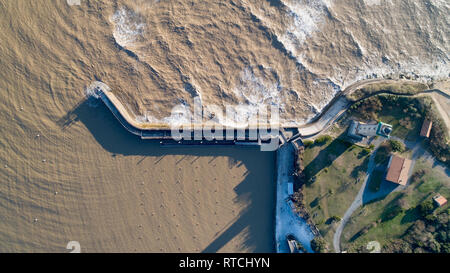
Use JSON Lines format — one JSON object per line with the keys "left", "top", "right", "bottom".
{"left": 95, "top": 78, "right": 426, "bottom": 135}
{"left": 332, "top": 85, "right": 450, "bottom": 252}
{"left": 95, "top": 77, "right": 448, "bottom": 140}
{"left": 93, "top": 76, "right": 449, "bottom": 253}
{"left": 333, "top": 139, "right": 384, "bottom": 253}
{"left": 297, "top": 79, "right": 425, "bottom": 137}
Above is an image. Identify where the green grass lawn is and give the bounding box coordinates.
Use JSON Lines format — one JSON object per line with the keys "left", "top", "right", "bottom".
{"left": 341, "top": 157, "right": 450, "bottom": 252}
{"left": 377, "top": 105, "right": 421, "bottom": 141}
{"left": 347, "top": 95, "right": 423, "bottom": 142}
{"left": 302, "top": 136, "right": 370, "bottom": 245}
{"left": 330, "top": 94, "right": 448, "bottom": 252}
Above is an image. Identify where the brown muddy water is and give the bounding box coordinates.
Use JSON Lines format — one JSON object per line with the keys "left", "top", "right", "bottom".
{"left": 0, "top": 0, "right": 448, "bottom": 252}
{"left": 0, "top": 97, "right": 276, "bottom": 253}
{"left": 0, "top": 0, "right": 279, "bottom": 253}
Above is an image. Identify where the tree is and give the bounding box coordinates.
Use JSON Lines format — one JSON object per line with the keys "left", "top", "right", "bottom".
{"left": 382, "top": 205, "right": 403, "bottom": 222}
{"left": 359, "top": 148, "right": 372, "bottom": 157}
{"left": 329, "top": 215, "right": 341, "bottom": 223}
{"left": 418, "top": 199, "right": 435, "bottom": 217}
{"left": 303, "top": 140, "right": 314, "bottom": 148}
{"left": 389, "top": 140, "right": 405, "bottom": 153}
{"left": 311, "top": 237, "right": 328, "bottom": 253}
{"left": 397, "top": 198, "right": 409, "bottom": 211}
{"left": 314, "top": 135, "right": 332, "bottom": 146}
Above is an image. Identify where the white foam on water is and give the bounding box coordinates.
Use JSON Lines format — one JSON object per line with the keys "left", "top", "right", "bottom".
{"left": 230, "top": 68, "right": 285, "bottom": 126}
{"left": 135, "top": 114, "right": 150, "bottom": 124}
{"left": 85, "top": 81, "right": 111, "bottom": 98}
{"left": 161, "top": 102, "right": 194, "bottom": 127}
{"left": 277, "top": 0, "right": 449, "bottom": 93}
{"left": 110, "top": 7, "right": 145, "bottom": 48}
{"left": 362, "top": 0, "right": 383, "bottom": 6}
{"left": 279, "top": 0, "right": 331, "bottom": 53}
{"left": 275, "top": 0, "right": 343, "bottom": 116}
{"left": 107, "top": 1, "right": 448, "bottom": 127}
{"left": 66, "top": 0, "right": 81, "bottom": 6}
{"left": 233, "top": 68, "right": 283, "bottom": 107}
{"left": 85, "top": 81, "right": 111, "bottom": 107}
{"left": 332, "top": 56, "right": 450, "bottom": 90}
{"left": 429, "top": 0, "right": 450, "bottom": 9}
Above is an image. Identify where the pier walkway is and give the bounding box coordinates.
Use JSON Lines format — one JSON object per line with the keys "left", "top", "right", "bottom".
{"left": 97, "top": 88, "right": 279, "bottom": 145}
{"left": 91, "top": 78, "right": 439, "bottom": 253}
{"left": 95, "top": 78, "right": 427, "bottom": 142}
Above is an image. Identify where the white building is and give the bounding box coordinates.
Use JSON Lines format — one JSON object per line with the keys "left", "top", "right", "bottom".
{"left": 348, "top": 121, "right": 393, "bottom": 141}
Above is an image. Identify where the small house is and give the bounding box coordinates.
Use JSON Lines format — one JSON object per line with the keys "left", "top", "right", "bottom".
{"left": 420, "top": 119, "right": 432, "bottom": 138}
{"left": 385, "top": 155, "right": 412, "bottom": 186}
{"left": 433, "top": 194, "right": 448, "bottom": 207}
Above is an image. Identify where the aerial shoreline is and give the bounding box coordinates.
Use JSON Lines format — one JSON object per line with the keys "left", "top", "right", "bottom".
{"left": 94, "top": 78, "right": 429, "bottom": 139}
{"left": 0, "top": 0, "right": 448, "bottom": 256}
{"left": 92, "top": 77, "right": 442, "bottom": 253}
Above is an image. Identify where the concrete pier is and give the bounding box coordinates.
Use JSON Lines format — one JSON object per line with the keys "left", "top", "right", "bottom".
{"left": 97, "top": 88, "right": 281, "bottom": 146}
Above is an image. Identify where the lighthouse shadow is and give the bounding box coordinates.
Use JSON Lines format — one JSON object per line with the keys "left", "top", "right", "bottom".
{"left": 67, "top": 100, "right": 277, "bottom": 253}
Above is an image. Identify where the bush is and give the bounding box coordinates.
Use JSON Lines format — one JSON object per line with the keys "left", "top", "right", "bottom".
{"left": 314, "top": 135, "right": 332, "bottom": 146}
{"left": 420, "top": 99, "right": 450, "bottom": 164}
{"left": 418, "top": 199, "right": 435, "bottom": 217}
{"left": 389, "top": 140, "right": 405, "bottom": 153}
{"left": 375, "top": 144, "right": 392, "bottom": 164}
{"left": 410, "top": 169, "right": 428, "bottom": 184}
{"left": 303, "top": 140, "right": 314, "bottom": 148}
{"left": 427, "top": 114, "right": 450, "bottom": 164}
{"left": 350, "top": 97, "right": 383, "bottom": 120}
{"left": 425, "top": 214, "right": 437, "bottom": 222}
{"left": 330, "top": 215, "right": 341, "bottom": 223}
{"left": 381, "top": 205, "right": 404, "bottom": 222}
{"left": 360, "top": 148, "right": 372, "bottom": 157}
{"left": 296, "top": 241, "right": 308, "bottom": 253}
{"left": 311, "top": 237, "right": 328, "bottom": 253}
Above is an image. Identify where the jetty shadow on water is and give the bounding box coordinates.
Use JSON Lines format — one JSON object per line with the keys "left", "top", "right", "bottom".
{"left": 61, "top": 100, "right": 276, "bottom": 253}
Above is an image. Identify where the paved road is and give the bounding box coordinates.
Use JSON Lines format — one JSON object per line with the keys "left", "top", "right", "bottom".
{"left": 333, "top": 136, "right": 449, "bottom": 252}
{"left": 333, "top": 138, "right": 384, "bottom": 253}
{"left": 417, "top": 91, "right": 450, "bottom": 137}
{"left": 95, "top": 78, "right": 425, "bottom": 134}
{"left": 298, "top": 79, "right": 423, "bottom": 137}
